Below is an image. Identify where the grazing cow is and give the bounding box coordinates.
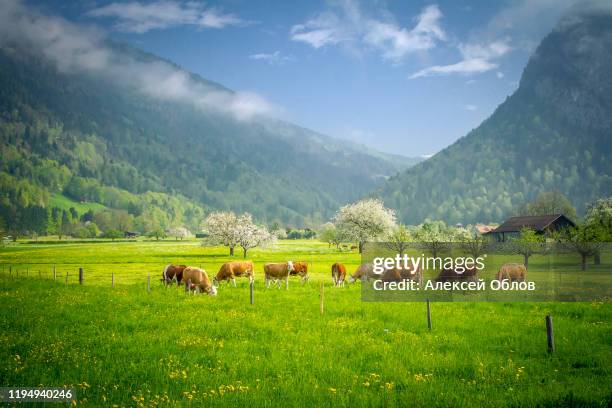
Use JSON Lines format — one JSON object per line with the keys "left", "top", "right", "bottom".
{"left": 435, "top": 267, "right": 478, "bottom": 282}
{"left": 214, "top": 261, "right": 254, "bottom": 287}
{"left": 331, "top": 263, "right": 347, "bottom": 287}
{"left": 264, "top": 262, "right": 293, "bottom": 288}
{"left": 496, "top": 263, "right": 526, "bottom": 282}
{"left": 381, "top": 265, "right": 424, "bottom": 286}
{"left": 289, "top": 261, "right": 309, "bottom": 282}
{"left": 162, "top": 264, "right": 187, "bottom": 285}
{"left": 182, "top": 266, "right": 217, "bottom": 295}
{"left": 348, "top": 263, "right": 379, "bottom": 283}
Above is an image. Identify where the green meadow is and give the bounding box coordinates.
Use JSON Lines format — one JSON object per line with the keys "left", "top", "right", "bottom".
{"left": 0, "top": 240, "right": 610, "bottom": 407}
{"left": 48, "top": 194, "right": 108, "bottom": 214}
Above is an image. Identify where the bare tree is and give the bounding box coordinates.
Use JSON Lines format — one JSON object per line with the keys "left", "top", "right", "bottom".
{"left": 508, "top": 227, "right": 543, "bottom": 269}
{"left": 457, "top": 227, "right": 491, "bottom": 258}
{"left": 562, "top": 224, "right": 606, "bottom": 271}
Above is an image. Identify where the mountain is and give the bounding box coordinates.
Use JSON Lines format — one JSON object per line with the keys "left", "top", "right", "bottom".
{"left": 0, "top": 39, "right": 419, "bottom": 236}
{"left": 377, "top": 10, "right": 612, "bottom": 225}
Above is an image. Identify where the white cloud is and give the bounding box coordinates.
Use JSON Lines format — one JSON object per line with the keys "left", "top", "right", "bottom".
{"left": 410, "top": 39, "right": 511, "bottom": 78}
{"left": 249, "top": 51, "right": 295, "bottom": 65}
{"left": 459, "top": 41, "right": 511, "bottom": 60}
{"left": 0, "top": 0, "right": 276, "bottom": 120}
{"left": 290, "top": 2, "right": 446, "bottom": 62}
{"left": 87, "top": 1, "right": 244, "bottom": 33}
{"left": 410, "top": 58, "right": 497, "bottom": 79}
{"left": 464, "top": 104, "right": 478, "bottom": 111}
{"left": 363, "top": 5, "right": 446, "bottom": 61}
{"left": 496, "top": 71, "right": 504, "bottom": 78}
{"left": 408, "top": 0, "right": 601, "bottom": 80}
{"left": 290, "top": 12, "right": 350, "bottom": 49}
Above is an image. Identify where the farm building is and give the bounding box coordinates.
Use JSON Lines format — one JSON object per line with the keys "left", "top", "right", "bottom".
{"left": 486, "top": 214, "right": 575, "bottom": 242}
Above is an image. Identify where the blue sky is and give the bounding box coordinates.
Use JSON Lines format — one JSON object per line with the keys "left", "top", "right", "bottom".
{"left": 24, "top": 0, "right": 585, "bottom": 156}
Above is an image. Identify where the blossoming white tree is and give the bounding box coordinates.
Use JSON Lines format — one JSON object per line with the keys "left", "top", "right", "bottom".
{"left": 334, "top": 199, "right": 396, "bottom": 253}
{"left": 235, "top": 214, "right": 276, "bottom": 258}
{"left": 201, "top": 211, "right": 240, "bottom": 255}
{"left": 168, "top": 226, "right": 193, "bottom": 241}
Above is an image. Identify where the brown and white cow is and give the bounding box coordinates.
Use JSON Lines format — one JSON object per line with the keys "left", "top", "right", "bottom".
{"left": 348, "top": 263, "right": 379, "bottom": 283}
{"left": 182, "top": 266, "right": 217, "bottom": 295}
{"left": 264, "top": 262, "right": 292, "bottom": 289}
{"left": 434, "top": 267, "right": 478, "bottom": 282}
{"left": 289, "top": 261, "right": 309, "bottom": 283}
{"left": 162, "top": 264, "right": 187, "bottom": 285}
{"left": 214, "top": 261, "right": 254, "bottom": 287}
{"left": 496, "top": 263, "right": 526, "bottom": 282}
{"left": 331, "top": 263, "right": 347, "bottom": 287}
{"left": 381, "top": 265, "right": 424, "bottom": 286}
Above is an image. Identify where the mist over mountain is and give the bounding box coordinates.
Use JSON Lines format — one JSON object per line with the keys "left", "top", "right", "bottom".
{"left": 0, "top": 1, "right": 419, "bottom": 233}
{"left": 377, "top": 9, "right": 612, "bottom": 225}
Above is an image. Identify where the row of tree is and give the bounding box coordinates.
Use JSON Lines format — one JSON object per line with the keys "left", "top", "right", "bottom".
{"left": 2, "top": 182, "right": 610, "bottom": 271}
{"left": 317, "top": 196, "right": 611, "bottom": 271}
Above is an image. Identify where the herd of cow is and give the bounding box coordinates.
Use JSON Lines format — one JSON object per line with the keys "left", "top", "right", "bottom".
{"left": 161, "top": 260, "right": 527, "bottom": 296}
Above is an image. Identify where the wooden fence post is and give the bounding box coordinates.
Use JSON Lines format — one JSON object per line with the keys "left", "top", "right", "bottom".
{"left": 26, "top": 267, "right": 29, "bottom": 277}
{"left": 147, "top": 274, "right": 151, "bottom": 293}
{"left": 65, "top": 272, "right": 69, "bottom": 284}
{"left": 320, "top": 282, "right": 325, "bottom": 315}
{"left": 250, "top": 280, "right": 254, "bottom": 305}
{"left": 546, "top": 315, "right": 555, "bottom": 353}
{"left": 53, "top": 266, "right": 56, "bottom": 281}
{"left": 9, "top": 266, "right": 12, "bottom": 278}
{"left": 426, "top": 299, "right": 432, "bottom": 330}
{"left": 79, "top": 268, "right": 84, "bottom": 285}
{"left": 112, "top": 273, "right": 115, "bottom": 288}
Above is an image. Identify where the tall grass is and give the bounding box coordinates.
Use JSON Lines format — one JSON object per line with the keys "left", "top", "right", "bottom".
{"left": 0, "top": 240, "right": 610, "bottom": 407}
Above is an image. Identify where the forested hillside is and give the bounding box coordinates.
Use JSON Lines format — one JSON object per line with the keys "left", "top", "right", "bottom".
{"left": 0, "top": 41, "right": 415, "bottom": 237}
{"left": 378, "top": 11, "right": 612, "bottom": 225}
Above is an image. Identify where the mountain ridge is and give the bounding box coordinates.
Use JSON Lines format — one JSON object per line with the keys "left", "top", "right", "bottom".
{"left": 377, "top": 10, "right": 612, "bottom": 225}
{"left": 0, "top": 37, "right": 419, "bottom": 235}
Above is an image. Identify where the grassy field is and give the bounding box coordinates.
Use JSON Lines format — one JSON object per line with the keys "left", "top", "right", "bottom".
{"left": 49, "top": 193, "right": 108, "bottom": 214}
{"left": 0, "top": 240, "right": 610, "bottom": 407}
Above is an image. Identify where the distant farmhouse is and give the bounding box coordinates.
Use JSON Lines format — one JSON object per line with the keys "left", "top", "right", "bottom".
{"left": 487, "top": 214, "right": 575, "bottom": 242}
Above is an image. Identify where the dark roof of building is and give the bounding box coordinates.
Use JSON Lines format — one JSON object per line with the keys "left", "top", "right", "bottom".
{"left": 489, "top": 214, "right": 575, "bottom": 233}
